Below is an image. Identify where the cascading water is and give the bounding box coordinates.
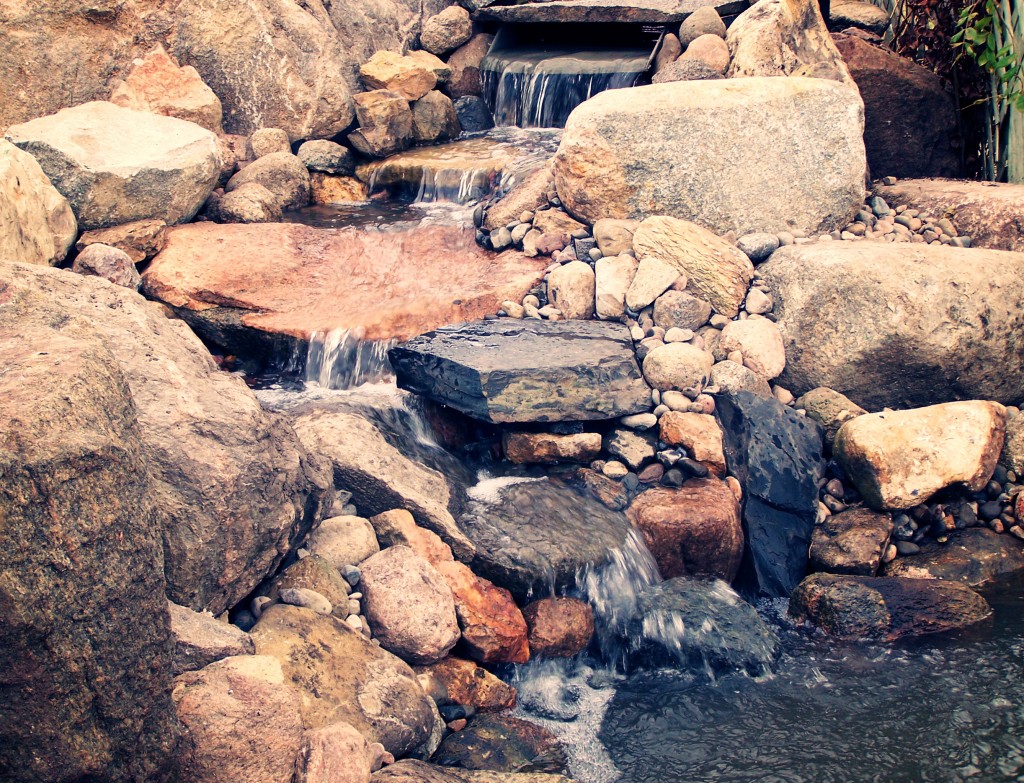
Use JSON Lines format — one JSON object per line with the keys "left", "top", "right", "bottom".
{"left": 304, "top": 329, "right": 395, "bottom": 390}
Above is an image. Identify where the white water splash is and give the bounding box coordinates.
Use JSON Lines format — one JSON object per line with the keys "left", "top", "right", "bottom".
{"left": 304, "top": 328, "right": 396, "bottom": 390}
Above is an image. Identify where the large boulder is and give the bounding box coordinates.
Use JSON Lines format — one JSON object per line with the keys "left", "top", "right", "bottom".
{"left": 833, "top": 34, "right": 960, "bottom": 179}
{"left": 627, "top": 480, "right": 744, "bottom": 582}
{"left": 881, "top": 528, "right": 1024, "bottom": 587}
{"left": 6, "top": 101, "right": 220, "bottom": 230}
{"left": 251, "top": 604, "right": 437, "bottom": 757}
{"left": 173, "top": 655, "right": 305, "bottom": 783}
{"left": 169, "top": 602, "right": 255, "bottom": 676}
{"left": 809, "top": 508, "right": 893, "bottom": 577}
{"left": 760, "top": 242, "right": 1024, "bottom": 409}
{"left": 0, "top": 139, "right": 76, "bottom": 266}
{"left": 143, "top": 222, "right": 548, "bottom": 357}
{"left": 789, "top": 573, "right": 992, "bottom": 640}
{"left": 172, "top": 0, "right": 354, "bottom": 139}
{"left": 521, "top": 597, "right": 595, "bottom": 658}
{"left": 873, "top": 178, "right": 1024, "bottom": 253}
{"left": 390, "top": 320, "right": 652, "bottom": 423}
{"left": 834, "top": 401, "right": 1006, "bottom": 510}
{"left": 716, "top": 391, "right": 825, "bottom": 597}
{"left": 552, "top": 77, "right": 866, "bottom": 236}
{"left": 0, "top": 262, "right": 333, "bottom": 614}
{"left": 0, "top": 286, "right": 178, "bottom": 783}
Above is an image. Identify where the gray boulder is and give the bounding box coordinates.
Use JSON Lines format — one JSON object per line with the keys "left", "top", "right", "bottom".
{"left": 390, "top": 320, "right": 652, "bottom": 423}
{"left": 7, "top": 101, "right": 220, "bottom": 230}
{"left": 552, "top": 77, "right": 866, "bottom": 236}
{"left": 760, "top": 242, "right": 1024, "bottom": 410}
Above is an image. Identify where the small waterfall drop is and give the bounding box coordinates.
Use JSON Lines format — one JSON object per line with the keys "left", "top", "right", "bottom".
{"left": 304, "top": 329, "right": 395, "bottom": 390}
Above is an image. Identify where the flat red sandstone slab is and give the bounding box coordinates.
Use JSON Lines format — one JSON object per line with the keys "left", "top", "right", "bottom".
{"left": 142, "top": 222, "right": 548, "bottom": 342}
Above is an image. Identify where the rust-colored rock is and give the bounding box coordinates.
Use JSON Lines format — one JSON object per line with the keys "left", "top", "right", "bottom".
{"left": 503, "top": 431, "right": 603, "bottom": 464}
{"left": 142, "top": 222, "right": 548, "bottom": 351}
{"left": 627, "top": 480, "right": 744, "bottom": 582}
{"left": 435, "top": 560, "right": 531, "bottom": 664}
{"left": 658, "top": 411, "right": 726, "bottom": 476}
{"left": 311, "top": 173, "right": 368, "bottom": 204}
{"left": 370, "top": 509, "right": 454, "bottom": 566}
{"left": 414, "top": 657, "right": 518, "bottom": 711}
{"left": 521, "top": 597, "right": 595, "bottom": 658}
{"left": 810, "top": 507, "right": 893, "bottom": 576}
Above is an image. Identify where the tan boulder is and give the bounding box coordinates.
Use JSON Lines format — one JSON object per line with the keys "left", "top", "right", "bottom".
{"left": 370, "top": 509, "right": 453, "bottom": 566}
{"left": 71, "top": 243, "right": 141, "bottom": 290}
{"left": 680, "top": 34, "right": 730, "bottom": 73}
{"left": 595, "top": 254, "right": 639, "bottom": 320}
{"left": 311, "top": 173, "right": 369, "bottom": 204}
{"left": 658, "top": 412, "right": 726, "bottom": 475}
{"left": 349, "top": 90, "right": 415, "bottom": 158}
{"left": 548, "top": 260, "right": 596, "bottom": 320}
{"left": 226, "top": 151, "right": 310, "bottom": 211}
{"left": 308, "top": 515, "right": 380, "bottom": 568}
{"left": 420, "top": 6, "right": 473, "bottom": 55}
{"left": 295, "top": 722, "right": 382, "bottom": 783}
{"left": 719, "top": 317, "right": 786, "bottom": 380}
{"left": 0, "top": 139, "right": 76, "bottom": 266}
{"left": 642, "top": 342, "right": 715, "bottom": 391}
{"left": 412, "top": 91, "right": 461, "bottom": 143}
{"left": 503, "top": 431, "right": 603, "bottom": 464}
{"left": 76, "top": 219, "right": 166, "bottom": 264}
{"left": 266, "top": 555, "right": 351, "bottom": 619}
{"left": 360, "top": 52, "right": 437, "bottom": 101}
{"left": 169, "top": 602, "right": 255, "bottom": 676}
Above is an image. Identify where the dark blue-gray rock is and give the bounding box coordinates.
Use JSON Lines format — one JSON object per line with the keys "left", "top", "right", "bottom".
{"left": 389, "top": 320, "right": 652, "bottom": 423}
{"left": 454, "top": 96, "right": 494, "bottom": 132}
{"left": 715, "top": 391, "right": 825, "bottom": 598}
{"left": 623, "top": 578, "right": 780, "bottom": 674}
{"left": 459, "top": 475, "right": 634, "bottom": 599}
{"left": 475, "top": 0, "right": 747, "bottom": 24}
{"left": 760, "top": 242, "right": 1024, "bottom": 410}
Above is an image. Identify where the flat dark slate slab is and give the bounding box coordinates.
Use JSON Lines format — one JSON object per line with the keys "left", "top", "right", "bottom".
{"left": 389, "top": 319, "right": 651, "bottom": 423}
{"left": 476, "top": 0, "right": 747, "bottom": 24}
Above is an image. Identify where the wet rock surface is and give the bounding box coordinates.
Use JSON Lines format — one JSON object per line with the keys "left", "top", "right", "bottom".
{"left": 809, "top": 508, "right": 894, "bottom": 577}
{"left": 881, "top": 528, "right": 1024, "bottom": 587}
{"left": 433, "top": 714, "right": 568, "bottom": 773}
{"left": 391, "top": 320, "right": 651, "bottom": 423}
{"left": 522, "top": 597, "right": 596, "bottom": 658}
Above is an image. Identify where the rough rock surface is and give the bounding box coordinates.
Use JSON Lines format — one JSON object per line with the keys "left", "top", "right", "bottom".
{"left": 361, "top": 546, "right": 461, "bottom": 665}
{"left": 882, "top": 528, "right": 1024, "bottom": 587}
{"left": 628, "top": 480, "right": 744, "bottom": 582}
{"left": 71, "top": 243, "right": 142, "bottom": 289}
{"left": 412, "top": 91, "right": 461, "bottom": 143}
{"left": 503, "top": 431, "right": 603, "bottom": 464}
{"left": 0, "top": 262, "right": 332, "bottom": 614}
{"left": 760, "top": 242, "right": 1024, "bottom": 409}
{"left": 309, "top": 515, "right": 381, "bottom": 567}
{"left": 789, "top": 573, "right": 992, "bottom": 640}
{"left": 371, "top": 509, "right": 453, "bottom": 565}
{"left": 795, "top": 387, "right": 866, "bottom": 447}
{"left": 833, "top": 34, "right": 960, "bottom": 179}
{"left": 143, "top": 223, "right": 547, "bottom": 354}
{"left": 447, "top": 34, "right": 495, "bottom": 97}
{"left": 0, "top": 291, "right": 178, "bottom": 783}
{"left": 642, "top": 342, "right": 715, "bottom": 392}
{"left": 172, "top": 655, "right": 304, "bottom": 783}
{"left": 719, "top": 317, "right": 786, "bottom": 380}
{"left": 434, "top": 715, "right": 567, "bottom": 773}
{"left": 658, "top": 411, "right": 726, "bottom": 475}
{"left": 477, "top": 0, "right": 746, "bottom": 24}
{"left": 809, "top": 508, "right": 893, "bottom": 576}
{"left": 373, "top": 761, "right": 576, "bottom": 783}
{"left": 225, "top": 152, "right": 311, "bottom": 211}
{"left": 266, "top": 555, "right": 352, "bottom": 618}
{"left": 421, "top": 6, "right": 473, "bottom": 54}
{"left": 390, "top": 320, "right": 652, "bottom": 423}
{"left": 169, "top": 602, "right": 255, "bottom": 675}
{"left": 553, "top": 77, "right": 865, "bottom": 235}
{"left": 716, "top": 391, "right": 826, "bottom": 598}
{"left": 360, "top": 52, "right": 437, "bottom": 101}
{"left": 874, "top": 178, "right": 1024, "bottom": 253}
{"left": 414, "top": 657, "right": 518, "bottom": 711}
{"left": 251, "top": 604, "right": 436, "bottom": 756}
{"left": 834, "top": 401, "right": 1006, "bottom": 510}
{"left": 0, "top": 139, "right": 76, "bottom": 266}
{"left": 521, "top": 597, "right": 595, "bottom": 658}
{"left": 75, "top": 218, "right": 167, "bottom": 264}
{"left": 7, "top": 101, "right": 220, "bottom": 230}
{"left": 295, "top": 722, "right": 380, "bottom": 783}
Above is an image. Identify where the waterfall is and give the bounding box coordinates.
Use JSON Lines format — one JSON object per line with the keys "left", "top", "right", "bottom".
{"left": 304, "top": 329, "right": 395, "bottom": 390}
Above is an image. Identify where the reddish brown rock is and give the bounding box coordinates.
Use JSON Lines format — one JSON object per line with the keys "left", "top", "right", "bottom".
{"left": 311, "top": 173, "right": 368, "bottom": 204}
{"left": 435, "top": 560, "right": 530, "bottom": 664}
{"left": 627, "top": 480, "right": 744, "bottom": 582}
{"left": 447, "top": 34, "right": 494, "bottom": 98}
{"left": 521, "top": 597, "right": 594, "bottom": 658}
{"left": 658, "top": 411, "right": 726, "bottom": 476}
{"left": 503, "top": 431, "right": 603, "bottom": 464}
{"left": 141, "top": 222, "right": 548, "bottom": 351}
{"left": 810, "top": 507, "right": 893, "bottom": 576}
{"left": 881, "top": 527, "right": 1024, "bottom": 587}
{"left": 295, "top": 721, "right": 386, "bottom": 783}
{"left": 789, "top": 573, "right": 992, "bottom": 641}
{"left": 71, "top": 243, "right": 142, "bottom": 289}
{"left": 370, "top": 509, "right": 453, "bottom": 566}
{"left": 76, "top": 218, "right": 167, "bottom": 263}
{"left": 414, "top": 657, "right": 518, "bottom": 711}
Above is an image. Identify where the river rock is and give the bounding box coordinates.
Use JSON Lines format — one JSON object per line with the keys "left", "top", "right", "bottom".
{"left": 593, "top": 218, "right": 638, "bottom": 256}
{"left": 435, "top": 560, "right": 531, "bottom": 664}
{"left": 226, "top": 151, "right": 310, "bottom": 210}
{"left": 391, "top": 319, "right": 651, "bottom": 423}
{"left": 299, "top": 140, "right": 356, "bottom": 175}
{"left": 760, "top": 242, "right": 1024, "bottom": 409}
{"left": 829, "top": 0, "right": 890, "bottom": 32}
{"left": 789, "top": 573, "right": 992, "bottom": 640}
{"left": 873, "top": 178, "right": 1024, "bottom": 253}
{"left": 809, "top": 508, "right": 893, "bottom": 577}
{"left": 605, "top": 428, "right": 657, "bottom": 470}
{"left": 716, "top": 391, "right": 825, "bottom": 597}
{"left": 459, "top": 476, "right": 634, "bottom": 598}
{"left": 143, "top": 222, "right": 547, "bottom": 353}
{"left": 349, "top": 90, "right": 415, "bottom": 158}
{"left": 628, "top": 480, "right": 743, "bottom": 581}
{"left": 882, "top": 528, "right": 1024, "bottom": 586}
{"left": 0, "top": 302, "right": 178, "bottom": 783}
{"left": 833, "top": 34, "right": 960, "bottom": 179}
{"left": 361, "top": 546, "right": 460, "bottom": 664}
{"left": 679, "top": 6, "right": 727, "bottom": 46}
{"left": 719, "top": 317, "right": 785, "bottom": 380}
{"left": 413, "top": 91, "right": 461, "bottom": 143}
{"left": 267, "top": 555, "right": 351, "bottom": 618}
{"left": 680, "top": 33, "right": 730, "bottom": 72}
{"left": 659, "top": 411, "right": 726, "bottom": 475}
{"left": 248, "top": 128, "right": 291, "bottom": 158}
{"left": 71, "top": 243, "right": 141, "bottom": 289}
{"left": 625, "top": 256, "right": 682, "bottom": 311}
{"left": 447, "top": 34, "right": 494, "bottom": 97}
{"left": 834, "top": 401, "right": 1006, "bottom": 510}
{"left": 252, "top": 604, "right": 436, "bottom": 756}
{"left": 371, "top": 509, "right": 453, "bottom": 565}
{"left": 521, "top": 597, "right": 595, "bottom": 658}
{"left": 434, "top": 715, "right": 567, "bottom": 774}
{"left": 727, "top": 0, "right": 854, "bottom": 85}
{"left": 503, "top": 431, "right": 603, "bottom": 464}
{"left": 415, "top": 657, "right": 518, "bottom": 711}
{"left": 642, "top": 342, "right": 715, "bottom": 392}
{"left": 295, "top": 722, "right": 380, "bottom": 783}
{"left": 627, "top": 578, "right": 780, "bottom": 673}
{"left": 291, "top": 406, "right": 474, "bottom": 560}
{"left": 652, "top": 58, "right": 726, "bottom": 83}
{"left": 795, "top": 387, "right": 866, "bottom": 448}
{"left": 595, "top": 255, "right": 639, "bottom": 319}
{"left": 110, "top": 44, "right": 223, "bottom": 133}
{"left": 710, "top": 360, "right": 773, "bottom": 398}
{"left": 169, "top": 602, "right": 255, "bottom": 676}
{"left": 1, "top": 262, "right": 332, "bottom": 614}
{"left": 548, "top": 260, "right": 596, "bottom": 319}
{"left": 633, "top": 216, "right": 755, "bottom": 317}
{"left": 361, "top": 52, "right": 437, "bottom": 101}
{"left": 76, "top": 219, "right": 167, "bottom": 264}
{"left": 421, "top": 6, "right": 473, "bottom": 54}
{"left": 216, "top": 182, "right": 283, "bottom": 223}
{"left": 7, "top": 101, "right": 220, "bottom": 230}
{"left": 0, "top": 139, "right": 76, "bottom": 267}
{"left": 653, "top": 290, "right": 712, "bottom": 331}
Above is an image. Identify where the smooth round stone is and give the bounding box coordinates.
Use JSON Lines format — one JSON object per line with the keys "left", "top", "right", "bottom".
{"left": 664, "top": 327, "right": 694, "bottom": 343}
{"left": 737, "top": 232, "right": 780, "bottom": 262}
{"left": 621, "top": 413, "right": 659, "bottom": 430}
{"left": 603, "top": 460, "right": 629, "bottom": 479}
